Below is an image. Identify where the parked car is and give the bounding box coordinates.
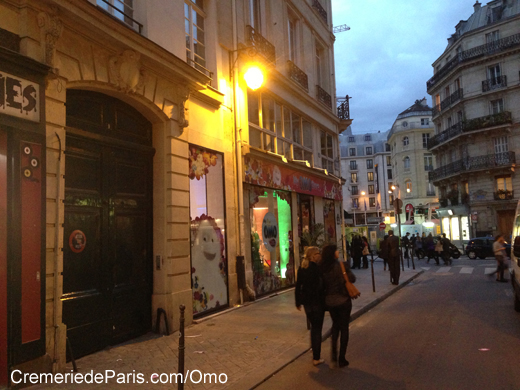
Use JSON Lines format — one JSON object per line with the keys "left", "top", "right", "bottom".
{"left": 510, "top": 202, "right": 520, "bottom": 311}
{"left": 415, "top": 239, "right": 461, "bottom": 259}
{"left": 465, "top": 237, "right": 511, "bottom": 259}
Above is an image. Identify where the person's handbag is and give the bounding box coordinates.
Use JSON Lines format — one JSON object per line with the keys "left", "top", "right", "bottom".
{"left": 340, "top": 262, "right": 361, "bottom": 299}
{"left": 362, "top": 246, "right": 369, "bottom": 256}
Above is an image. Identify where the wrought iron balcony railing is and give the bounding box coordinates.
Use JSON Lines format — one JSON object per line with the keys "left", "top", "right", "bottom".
{"left": 432, "top": 104, "right": 441, "bottom": 117}
{"left": 349, "top": 164, "right": 358, "bottom": 171}
{"left": 312, "top": 0, "right": 328, "bottom": 23}
{"left": 427, "top": 32, "right": 520, "bottom": 91}
{"left": 429, "top": 151, "right": 516, "bottom": 183}
{"left": 482, "top": 75, "right": 507, "bottom": 92}
{"left": 246, "top": 25, "right": 276, "bottom": 64}
{"left": 440, "top": 88, "right": 463, "bottom": 111}
{"left": 424, "top": 165, "right": 434, "bottom": 171}
{"left": 337, "top": 95, "right": 351, "bottom": 120}
{"left": 427, "top": 111, "right": 512, "bottom": 150}
{"left": 316, "top": 85, "right": 332, "bottom": 108}
{"left": 97, "top": 0, "right": 142, "bottom": 33}
{"left": 350, "top": 178, "right": 357, "bottom": 183}
{"left": 426, "top": 190, "right": 436, "bottom": 197}
{"left": 494, "top": 190, "right": 514, "bottom": 200}
{"left": 287, "top": 60, "right": 308, "bottom": 91}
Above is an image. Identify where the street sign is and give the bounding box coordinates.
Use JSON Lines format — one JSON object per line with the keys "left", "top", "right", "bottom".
{"left": 379, "top": 222, "right": 386, "bottom": 231}
{"left": 471, "top": 214, "right": 478, "bottom": 223}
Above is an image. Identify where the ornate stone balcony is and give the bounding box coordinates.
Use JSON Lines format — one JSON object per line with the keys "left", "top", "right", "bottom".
{"left": 428, "top": 111, "right": 512, "bottom": 150}
{"left": 286, "top": 60, "right": 308, "bottom": 91}
{"left": 246, "top": 25, "right": 276, "bottom": 64}
{"left": 429, "top": 151, "right": 516, "bottom": 183}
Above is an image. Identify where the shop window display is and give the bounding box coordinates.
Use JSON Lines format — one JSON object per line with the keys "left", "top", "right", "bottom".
{"left": 249, "top": 187, "right": 295, "bottom": 296}
{"left": 189, "top": 146, "right": 228, "bottom": 315}
{"left": 323, "top": 199, "right": 336, "bottom": 242}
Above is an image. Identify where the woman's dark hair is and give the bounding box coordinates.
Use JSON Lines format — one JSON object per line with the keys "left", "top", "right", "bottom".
{"left": 384, "top": 235, "right": 389, "bottom": 240}
{"left": 320, "top": 244, "right": 337, "bottom": 273}
{"left": 362, "top": 236, "right": 368, "bottom": 243}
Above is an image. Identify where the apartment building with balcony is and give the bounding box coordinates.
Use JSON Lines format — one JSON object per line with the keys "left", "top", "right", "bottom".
{"left": 0, "top": 0, "right": 350, "bottom": 382}
{"left": 426, "top": 0, "right": 520, "bottom": 243}
{"left": 340, "top": 128, "right": 392, "bottom": 232}
{"left": 387, "top": 99, "right": 438, "bottom": 235}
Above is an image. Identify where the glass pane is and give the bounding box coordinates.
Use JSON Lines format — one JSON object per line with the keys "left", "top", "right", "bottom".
{"left": 184, "top": 3, "right": 189, "bottom": 18}
{"left": 263, "top": 132, "right": 274, "bottom": 152}
{"left": 282, "top": 141, "right": 292, "bottom": 160}
{"left": 292, "top": 113, "right": 301, "bottom": 144}
{"left": 262, "top": 97, "right": 275, "bottom": 132}
{"left": 186, "top": 34, "right": 191, "bottom": 50}
{"left": 451, "top": 218, "right": 460, "bottom": 240}
{"left": 193, "top": 41, "right": 205, "bottom": 57}
{"left": 193, "top": 9, "right": 205, "bottom": 29}
{"left": 302, "top": 120, "right": 312, "bottom": 148}
{"left": 294, "top": 147, "right": 303, "bottom": 160}
{"left": 185, "top": 19, "right": 190, "bottom": 34}
{"left": 275, "top": 103, "right": 282, "bottom": 136}
{"left": 190, "top": 148, "right": 228, "bottom": 315}
{"left": 304, "top": 151, "right": 313, "bottom": 166}
{"left": 327, "top": 134, "right": 333, "bottom": 157}
{"left": 194, "top": 27, "right": 205, "bottom": 44}
{"left": 249, "top": 126, "right": 261, "bottom": 148}
{"left": 283, "top": 109, "right": 292, "bottom": 140}
{"left": 248, "top": 92, "right": 259, "bottom": 125}
{"left": 320, "top": 131, "right": 326, "bottom": 155}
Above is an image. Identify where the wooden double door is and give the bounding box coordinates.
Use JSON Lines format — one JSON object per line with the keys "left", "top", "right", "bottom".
{"left": 63, "top": 90, "right": 153, "bottom": 359}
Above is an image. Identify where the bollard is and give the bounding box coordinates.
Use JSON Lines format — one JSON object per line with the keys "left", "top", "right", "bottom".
{"left": 410, "top": 247, "right": 415, "bottom": 270}
{"left": 370, "top": 250, "right": 376, "bottom": 293}
{"left": 178, "top": 305, "right": 185, "bottom": 390}
{"left": 400, "top": 246, "right": 404, "bottom": 271}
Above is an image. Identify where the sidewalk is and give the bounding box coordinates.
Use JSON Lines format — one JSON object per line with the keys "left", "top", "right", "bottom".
{"left": 31, "top": 259, "right": 423, "bottom": 390}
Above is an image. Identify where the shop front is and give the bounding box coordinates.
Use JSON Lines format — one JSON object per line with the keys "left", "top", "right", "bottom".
{"left": 438, "top": 206, "right": 471, "bottom": 247}
{"left": 0, "top": 48, "right": 49, "bottom": 385}
{"left": 243, "top": 154, "right": 342, "bottom": 297}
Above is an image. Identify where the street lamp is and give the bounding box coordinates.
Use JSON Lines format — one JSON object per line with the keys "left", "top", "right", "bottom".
{"left": 244, "top": 65, "right": 264, "bottom": 90}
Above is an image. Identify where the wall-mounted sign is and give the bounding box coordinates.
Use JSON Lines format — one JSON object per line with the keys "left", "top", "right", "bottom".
{"left": 0, "top": 71, "right": 40, "bottom": 122}
{"left": 69, "top": 230, "right": 86, "bottom": 253}
{"left": 262, "top": 212, "right": 278, "bottom": 252}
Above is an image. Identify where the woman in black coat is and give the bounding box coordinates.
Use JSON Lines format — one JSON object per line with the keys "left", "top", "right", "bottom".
{"left": 320, "top": 244, "right": 356, "bottom": 368}
{"left": 295, "top": 246, "right": 325, "bottom": 366}
{"left": 351, "top": 235, "right": 363, "bottom": 269}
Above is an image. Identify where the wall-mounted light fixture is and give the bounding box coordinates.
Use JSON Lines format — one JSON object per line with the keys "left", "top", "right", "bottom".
{"left": 244, "top": 65, "right": 264, "bottom": 90}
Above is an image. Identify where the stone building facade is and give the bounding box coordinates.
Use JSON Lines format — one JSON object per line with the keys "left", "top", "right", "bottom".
{"left": 426, "top": 0, "right": 520, "bottom": 243}
{"left": 0, "top": 0, "right": 349, "bottom": 384}
{"left": 387, "top": 99, "right": 438, "bottom": 236}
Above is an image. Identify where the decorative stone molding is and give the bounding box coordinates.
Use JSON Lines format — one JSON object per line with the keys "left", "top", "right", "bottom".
{"left": 174, "top": 86, "right": 191, "bottom": 131}
{"left": 108, "top": 50, "right": 145, "bottom": 93}
{"left": 37, "top": 9, "right": 63, "bottom": 68}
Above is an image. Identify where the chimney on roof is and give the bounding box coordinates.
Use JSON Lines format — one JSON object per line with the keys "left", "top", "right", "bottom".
{"left": 420, "top": 98, "right": 427, "bottom": 107}
{"left": 474, "top": 1, "right": 481, "bottom": 11}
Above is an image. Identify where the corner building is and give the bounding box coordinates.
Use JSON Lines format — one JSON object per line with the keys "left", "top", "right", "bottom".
{"left": 427, "top": 0, "right": 520, "bottom": 242}
{"left": 0, "top": 0, "right": 350, "bottom": 384}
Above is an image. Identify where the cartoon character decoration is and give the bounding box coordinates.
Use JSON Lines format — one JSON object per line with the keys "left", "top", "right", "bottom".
{"left": 189, "top": 146, "right": 218, "bottom": 180}
{"left": 191, "top": 215, "right": 227, "bottom": 314}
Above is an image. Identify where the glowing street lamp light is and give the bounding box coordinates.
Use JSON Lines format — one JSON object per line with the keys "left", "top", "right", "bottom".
{"left": 244, "top": 66, "right": 264, "bottom": 90}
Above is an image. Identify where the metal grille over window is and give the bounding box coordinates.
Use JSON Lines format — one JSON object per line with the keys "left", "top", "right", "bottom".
{"left": 287, "top": 60, "right": 308, "bottom": 91}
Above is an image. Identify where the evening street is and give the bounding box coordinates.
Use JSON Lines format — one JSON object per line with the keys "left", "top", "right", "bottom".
{"left": 257, "top": 258, "right": 520, "bottom": 390}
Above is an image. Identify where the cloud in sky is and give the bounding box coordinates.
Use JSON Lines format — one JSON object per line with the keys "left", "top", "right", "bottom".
{"left": 332, "top": 0, "right": 480, "bottom": 134}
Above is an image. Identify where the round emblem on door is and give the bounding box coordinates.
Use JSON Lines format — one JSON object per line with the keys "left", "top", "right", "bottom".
{"left": 69, "top": 230, "right": 87, "bottom": 253}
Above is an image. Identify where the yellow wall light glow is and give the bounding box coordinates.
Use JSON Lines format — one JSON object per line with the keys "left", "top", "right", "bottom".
{"left": 244, "top": 66, "right": 264, "bottom": 90}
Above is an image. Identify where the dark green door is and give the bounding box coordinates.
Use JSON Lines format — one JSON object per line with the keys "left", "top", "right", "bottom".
{"left": 63, "top": 90, "right": 153, "bottom": 358}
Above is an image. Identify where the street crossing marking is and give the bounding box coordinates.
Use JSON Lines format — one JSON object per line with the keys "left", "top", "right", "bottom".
{"left": 459, "top": 267, "right": 474, "bottom": 274}
{"left": 437, "top": 267, "right": 451, "bottom": 273}
{"left": 485, "top": 268, "right": 496, "bottom": 275}
{"left": 421, "top": 267, "right": 431, "bottom": 271}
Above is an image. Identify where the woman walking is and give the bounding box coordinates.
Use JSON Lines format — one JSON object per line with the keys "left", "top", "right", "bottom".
{"left": 295, "top": 246, "right": 326, "bottom": 366}
{"left": 361, "top": 236, "right": 370, "bottom": 269}
{"left": 491, "top": 235, "right": 508, "bottom": 282}
{"left": 320, "top": 244, "right": 356, "bottom": 368}
{"left": 351, "top": 235, "right": 363, "bottom": 269}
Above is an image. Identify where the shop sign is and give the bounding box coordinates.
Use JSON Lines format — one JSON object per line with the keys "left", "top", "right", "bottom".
{"left": 367, "top": 217, "right": 383, "bottom": 224}
{"left": 0, "top": 71, "right": 40, "bottom": 122}
{"left": 379, "top": 222, "right": 386, "bottom": 231}
{"left": 471, "top": 214, "right": 478, "bottom": 223}
{"left": 69, "top": 230, "right": 86, "bottom": 253}
{"left": 405, "top": 204, "right": 414, "bottom": 213}
{"left": 243, "top": 156, "right": 342, "bottom": 200}
{"left": 262, "top": 212, "right": 278, "bottom": 251}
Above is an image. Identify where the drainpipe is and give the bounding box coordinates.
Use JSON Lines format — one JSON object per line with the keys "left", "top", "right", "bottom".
{"left": 53, "top": 132, "right": 62, "bottom": 373}
{"left": 232, "top": 0, "right": 245, "bottom": 304}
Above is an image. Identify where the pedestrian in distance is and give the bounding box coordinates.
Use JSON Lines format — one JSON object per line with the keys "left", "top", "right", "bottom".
{"left": 402, "top": 232, "right": 410, "bottom": 259}
{"left": 425, "top": 233, "right": 436, "bottom": 264}
{"left": 434, "top": 236, "right": 443, "bottom": 265}
{"left": 410, "top": 233, "right": 417, "bottom": 257}
{"left": 441, "top": 233, "right": 452, "bottom": 265}
{"left": 361, "top": 236, "right": 370, "bottom": 269}
{"left": 414, "top": 233, "right": 422, "bottom": 257}
{"left": 379, "top": 235, "right": 389, "bottom": 271}
{"left": 295, "top": 246, "right": 326, "bottom": 366}
{"left": 319, "top": 244, "right": 355, "bottom": 368}
{"left": 387, "top": 230, "right": 401, "bottom": 285}
{"left": 490, "top": 235, "right": 509, "bottom": 282}
{"left": 351, "top": 235, "right": 363, "bottom": 269}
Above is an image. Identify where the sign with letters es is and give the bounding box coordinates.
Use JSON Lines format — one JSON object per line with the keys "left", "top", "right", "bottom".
{"left": 0, "top": 71, "right": 40, "bottom": 122}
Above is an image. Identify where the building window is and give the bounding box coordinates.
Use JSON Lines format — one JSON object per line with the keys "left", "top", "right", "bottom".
{"left": 487, "top": 64, "right": 501, "bottom": 83}
{"left": 368, "top": 185, "right": 375, "bottom": 194}
{"left": 366, "top": 159, "right": 373, "bottom": 169}
{"left": 98, "top": 0, "right": 135, "bottom": 27}
{"left": 496, "top": 176, "right": 512, "bottom": 191}
{"left": 349, "top": 148, "right": 356, "bottom": 157}
{"left": 185, "top": 0, "right": 206, "bottom": 71}
{"left": 422, "top": 133, "right": 430, "bottom": 148}
{"left": 457, "top": 111, "right": 463, "bottom": 123}
{"left": 369, "top": 197, "right": 376, "bottom": 208}
{"left": 248, "top": 91, "right": 313, "bottom": 163}
{"left": 249, "top": 0, "right": 261, "bottom": 31}
{"left": 403, "top": 156, "right": 410, "bottom": 169}
{"left": 352, "top": 198, "right": 359, "bottom": 209}
{"left": 351, "top": 173, "right": 357, "bottom": 183}
{"left": 348, "top": 136, "right": 355, "bottom": 143}
{"left": 494, "top": 136, "right": 508, "bottom": 154}
{"left": 486, "top": 30, "right": 500, "bottom": 43}
{"left": 406, "top": 181, "right": 412, "bottom": 194}
{"left": 386, "top": 156, "right": 391, "bottom": 166}
{"left": 351, "top": 185, "right": 358, "bottom": 195}
{"left": 287, "top": 8, "right": 298, "bottom": 63}
{"left": 424, "top": 155, "right": 433, "bottom": 171}
{"left": 367, "top": 172, "right": 374, "bottom": 182}
{"left": 320, "top": 130, "right": 334, "bottom": 172}
{"left": 315, "top": 42, "right": 324, "bottom": 87}
{"left": 427, "top": 182, "right": 436, "bottom": 196}
{"left": 387, "top": 169, "right": 392, "bottom": 179}
{"left": 421, "top": 118, "right": 429, "bottom": 126}
{"left": 364, "top": 135, "right": 371, "bottom": 141}
{"left": 385, "top": 143, "right": 391, "bottom": 152}
{"left": 403, "top": 136, "right": 409, "bottom": 146}
{"left": 491, "top": 99, "right": 504, "bottom": 114}
{"left": 350, "top": 160, "right": 357, "bottom": 170}
{"left": 365, "top": 147, "right": 373, "bottom": 155}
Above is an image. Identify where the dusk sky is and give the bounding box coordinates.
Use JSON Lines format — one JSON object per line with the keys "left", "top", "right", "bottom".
{"left": 331, "top": 0, "right": 481, "bottom": 134}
